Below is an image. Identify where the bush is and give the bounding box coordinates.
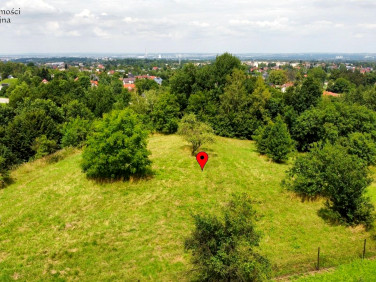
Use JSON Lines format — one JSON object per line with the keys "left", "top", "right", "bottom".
{"left": 0, "top": 170, "right": 10, "bottom": 189}
{"left": 0, "top": 144, "right": 13, "bottom": 188}
{"left": 285, "top": 143, "right": 375, "bottom": 227}
{"left": 292, "top": 102, "right": 376, "bottom": 151}
{"left": 185, "top": 193, "right": 271, "bottom": 281}
{"left": 265, "top": 116, "right": 294, "bottom": 162}
{"left": 61, "top": 118, "right": 92, "bottom": 148}
{"left": 31, "top": 135, "right": 59, "bottom": 159}
{"left": 6, "top": 101, "right": 62, "bottom": 162}
{"left": 253, "top": 116, "right": 294, "bottom": 162}
{"left": 177, "top": 113, "right": 215, "bottom": 155}
{"left": 253, "top": 122, "right": 273, "bottom": 155}
{"left": 81, "top": 108, "right": 151, "bottom": 179}
{"left": 339, "top": 132, "right": 376, "bottom": 166}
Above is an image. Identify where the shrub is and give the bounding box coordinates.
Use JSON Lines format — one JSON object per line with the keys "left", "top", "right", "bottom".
{"left": 177, "top": 113, "right": 215, "bottom": 155}
{"left": 265, "top": 116, "right": 294, "bottom": 162}
{"left": 81, "top": 108, "right": 151, "bottom": 179}
{"left": 31, "top": 135, "right": 59, "bottom": 159}
{"left": 292, "top": 102, "right": 376, "bottom": 151}
{"left": 253, "top": 116, "right": 294, "bottom": 162}
{"left": 61, "top": 118, "right": 92, "bottom": 148}
{"left": 253, "top": 122, "right": 273, "bottom": 155}
{"left": 7, "top": 103, "right": 62, "bottom": 162}
{"left": 285, "top": 143, "right": 375, "bottom": 227}
{"left": 0, "top": 144, "right": 13, "bottom": 188}
{"left": 340, "top": 132, "right": 376, "bottom": 166}
{"left": 185, "top": 193, "right": 271, "bottom": 281}
{"left": 0, "top": 170, "right": 10, "bottom": 189}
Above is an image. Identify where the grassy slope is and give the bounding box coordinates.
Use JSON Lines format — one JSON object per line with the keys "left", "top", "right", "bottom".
{"left": 295, "top": 259, "right": 376, "bottom": 281}
{"left": 0, "top": 134, "right": 376, "bottom": 281}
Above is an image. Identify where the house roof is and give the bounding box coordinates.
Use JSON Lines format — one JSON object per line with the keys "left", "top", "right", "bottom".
{"left": 323, "top": 91, "right": 340, "bottom": 97}
{"left": 124, "top": 83, "right": 135, "bottom": 90}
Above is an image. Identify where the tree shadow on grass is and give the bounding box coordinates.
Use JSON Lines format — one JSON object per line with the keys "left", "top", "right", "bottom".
{"left": 317, "top": 207, "right": 344, "bottom": 227}
{"left": 0, "top": 176, "right": 14, "bottom": 189}
{"left": 179, "top": 145, "right": 218, "bottom": 157}
{"left": 88, "top": 169, "right": 155, "bottom": 185}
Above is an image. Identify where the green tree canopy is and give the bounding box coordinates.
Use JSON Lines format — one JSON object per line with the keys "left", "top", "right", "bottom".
{"left": 178, "top": 113, "right": 215, "bottom": 155}
{"left": 81, "top": 108, "right": 151, "bottom": 179}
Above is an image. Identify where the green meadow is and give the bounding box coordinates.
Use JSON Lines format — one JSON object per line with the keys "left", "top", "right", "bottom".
{"left": 1, "top": 134, "right": 376, "bottom": 280}
{"left": 295, "top": 259, "right": 376, "bottom": 281}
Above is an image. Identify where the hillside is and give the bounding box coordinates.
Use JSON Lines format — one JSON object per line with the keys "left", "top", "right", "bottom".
{"left": 1, "top": 134, "right": 376, "bottom": 281}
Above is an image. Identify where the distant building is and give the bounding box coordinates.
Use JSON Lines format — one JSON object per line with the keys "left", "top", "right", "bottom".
{"left": 323, "top": 91, "right": 340, "bottom": 97}
{"left": 154, "top": 77, "right": 163, "bottom": 85}
{"left": 281, "top": 82, "right": 294, "bottom": 93}
{"left": 123, "top": 78, "right": 135, "bottom": 84}
{"left": 124, "top": 83, "right": 135, "bottom": 91}
{"left": 0, "top": 98, "right": 9, "bottom": 104}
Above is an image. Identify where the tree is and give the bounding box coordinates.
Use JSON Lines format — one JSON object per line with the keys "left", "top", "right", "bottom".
{"left": 292, "top": 101, "right": 376, "bottom": 151}
{"left": 6, "top": 99, "right": 62, "bottom": 162}
{"left": 285, "top": 143, "right": 375, "bottom": 227}
{"left": 81, "top": 109, "right": 151, "bottom": 179}
{"left": 185, "top": 193, "right": 271, "bottom": 281}
{"left": 135, "top": 78, "right": 159, "bottom": 95}
{"left": 31, "top": 135, "right": 59, "bottom": 159}
{"left": 268, "top": 70, "right": 288, "bottom": 85}
{"left": 178, "top": 113, "right": 215, "bottom": 155}
{"left": 338, "top": 132, "right": 376, "bottom": 166}
{"left": 77, "top": 76, "right": 91, "bottom": 89}
{"left": 254, "top": 116, "right": 294, "bottom": 162}
{"left": 61, "top": 118, "right": 92, "bottom": 148}
{"left": 152, "top": 92, "right": 180, "bottom": 134}
{"left": 253, "top": 122, "right": 273, "bottom": 155}
{"left": 8, "top": 82, "right": 31, "bottom": 108}
{"left": 169, "top": 63, "right": 197, "bottom": 110}
{"left": 328, "top": 77, "right": 353, "bottom": 93}
{"left": 62, "top": 100, "right": 94, "bottom": 121}
{"left": 216, "top": 70, "right": 266, "bottom": 139}
{"left": 0, "top": 144, "right": 14, "bottom": 188}
{"left": 290, "top": 77, "right": 322, "bottom": 113}
{"left": 85, "top": 85, "right": 117, "bottom": 118}
{"left": 308, "top": 67, "right": 327, "bottom": 84}
{"left": 214, "top": 52, "right": 242, "bottom": 87}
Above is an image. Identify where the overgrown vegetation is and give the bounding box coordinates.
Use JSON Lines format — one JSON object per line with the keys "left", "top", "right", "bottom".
{"left": 185, "top": 193, "right": 271, "bottom": 281}
{"left": 81, "top": 109, "right": 151, "bottom": 179}
{"left": 285, "top": 143, "right": 375, "bottom": 227}
{"left": 178, "top": 113, "right": 215, "bottom": 155}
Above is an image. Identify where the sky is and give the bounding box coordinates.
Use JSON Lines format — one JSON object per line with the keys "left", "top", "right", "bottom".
{"left": 0, "top": 0, "right": 376, "bottom": 54}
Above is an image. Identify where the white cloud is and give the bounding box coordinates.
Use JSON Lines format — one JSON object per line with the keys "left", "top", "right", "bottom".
{"left": 189, "top": 21, "right": 210, "bottom": 28}
{"left": 0, "top": 0, "right": 376, "bottom": 53}
{"left": 93, "top": 27, "right": 110, "bottom": 38}
{"left": 229, "top": 17, "right": 291, "bottom": 31}
{"left": 358, "top": 23, "right": 376, "bottom": 29}
{"left": 2, "top": 0, "right": 56, "bottom": 13}
{"left": 69, "top": 9, "right": 97, "bottom": 25}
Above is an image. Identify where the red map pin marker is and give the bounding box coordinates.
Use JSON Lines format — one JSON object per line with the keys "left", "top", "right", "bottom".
{"left": 196, "top": 152, "right": 208, "bottom": 171}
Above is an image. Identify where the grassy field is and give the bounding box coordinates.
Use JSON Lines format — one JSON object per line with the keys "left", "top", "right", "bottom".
{"left": 295, "top": 259, "right": 376, "bottom": 281}
{"left": 1, "top": 134, "right": 376, "bottom": 281}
